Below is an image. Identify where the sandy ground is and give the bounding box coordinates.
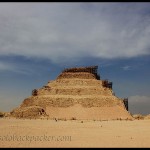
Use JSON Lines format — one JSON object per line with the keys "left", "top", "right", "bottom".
{"left": 0, "top": 118, "right": 150, "bottom": 148}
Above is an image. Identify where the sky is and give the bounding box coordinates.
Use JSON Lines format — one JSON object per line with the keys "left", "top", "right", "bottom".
{"left": 0, "top": 2, "right": 150, "bottom": 115}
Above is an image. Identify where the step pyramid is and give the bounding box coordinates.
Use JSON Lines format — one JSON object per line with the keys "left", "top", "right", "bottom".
{"left": 11, "top": 66, "right": 132, "bottom": 120}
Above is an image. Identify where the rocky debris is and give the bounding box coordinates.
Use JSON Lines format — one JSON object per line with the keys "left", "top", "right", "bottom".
{"left": 132, "top": 114, "right": 150, "bottom": 120}
{"left": 10, "top": 106, "right": 47, "bottom": 119}
{"left": 132, "top": 114, "right": 145, "bottom": 120}
{"left": 0, "top": 111, "right": 4, "bottom": 118}
{"left": 144, "top": 114, "right": 150, "bottom": 120}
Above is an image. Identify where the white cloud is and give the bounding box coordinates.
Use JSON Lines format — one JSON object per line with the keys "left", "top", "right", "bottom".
{"left": 128, "top": 95, "right": 150, "bottom": 115}
{"left": 0, "top": 61, "right": 33, "bottom": 75}
{"left": 129, "top": 95, "right": 150, "bottom": 103}
{"left": 122, "top": 65, "right": 131, "bottom": 71}
{"left": 0, "top": 3, "right": 150, "bottom": 63}
{"left": 0, "top": 61, "right": 14, "bottom": 71}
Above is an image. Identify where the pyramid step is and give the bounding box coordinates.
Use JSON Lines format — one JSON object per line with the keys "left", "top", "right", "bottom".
{"left": 37, "top": 86, "right": 113, "bottom": 96}
{"left": 21, "top": 95, "right": 123, "bottom": 108}
{"left": 57, "top": 72, "right": 96, "bottom": 79}
{"left": 47, "top": 79, "right": 104, "bottom": 87}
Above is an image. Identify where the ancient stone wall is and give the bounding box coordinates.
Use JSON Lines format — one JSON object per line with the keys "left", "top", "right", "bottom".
{"left": 10, "top": 66, "right": 132, "bottom": 120}
{"left": 57, "top": 72, "right": 96, "bottom": 79}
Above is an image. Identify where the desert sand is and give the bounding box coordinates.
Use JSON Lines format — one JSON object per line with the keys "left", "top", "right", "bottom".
{"left": 0, "top": 118, "right": 150, "bottom": 148}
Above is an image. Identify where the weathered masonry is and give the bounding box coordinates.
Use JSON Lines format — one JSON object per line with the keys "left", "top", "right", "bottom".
{"left": 11, "top": 65, "right": 131, "bottom": 120}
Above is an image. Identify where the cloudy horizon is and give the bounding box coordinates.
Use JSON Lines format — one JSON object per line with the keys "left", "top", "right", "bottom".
{"left": 0, "top": 2, "right": 150, "bottom": 115}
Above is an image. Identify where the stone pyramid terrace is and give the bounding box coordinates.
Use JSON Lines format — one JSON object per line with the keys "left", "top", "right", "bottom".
{"left": 11, "top": 66, "right": 132, "bottom": 120}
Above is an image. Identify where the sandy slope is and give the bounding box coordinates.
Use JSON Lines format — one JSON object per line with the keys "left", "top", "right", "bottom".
{"left": 46, "top": 104, "right": 132, "bottom": 120}
{"left": 0, "top": 118, "right": 150, "bottom": 148}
